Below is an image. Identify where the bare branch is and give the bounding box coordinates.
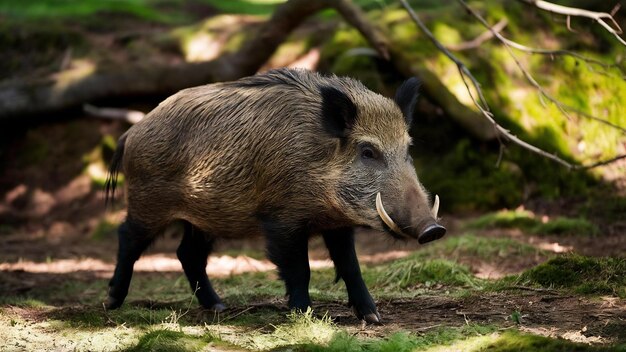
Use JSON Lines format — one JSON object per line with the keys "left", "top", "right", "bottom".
{"left": 399, "top": 0, "right": 626, "bottom": 170}
{"left": 83, "top": 104, "right": 145, "bottom": 124}
{"left": 399, "top": 0, "right": 575, "bottom": 169}
{"left": 518, "top": 0, "right": 626, "bottom": 46}
{"left": 457, "top": 0, "right": 626, "bottom": 134}
{"left": 448, "top": 19, "right": 508, "bottom": 51}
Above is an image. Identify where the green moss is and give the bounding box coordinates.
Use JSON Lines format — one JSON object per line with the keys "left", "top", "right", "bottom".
{"left": 467, "top": 210, "right": 600, "bottom": 236}
{"left": 533, "top": 217, "right": 599, "bottom": 236}
{"left": 416, "top": 139, "right": 525, "bottom": 211}
{"left": 518, "top": 255, "right": 626, "bottom": 297}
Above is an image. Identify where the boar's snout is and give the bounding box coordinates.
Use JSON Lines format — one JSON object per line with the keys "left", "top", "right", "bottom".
{"left": 416, "top": 220, "right": 446, "bottom": 244}
{"left": 376, "top": 192, "right": 446, "bottom": 243}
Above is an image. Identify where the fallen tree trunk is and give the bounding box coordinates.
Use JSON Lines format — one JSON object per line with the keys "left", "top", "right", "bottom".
{"left": 0, "top": 0, "right": 388, "bottom": 121}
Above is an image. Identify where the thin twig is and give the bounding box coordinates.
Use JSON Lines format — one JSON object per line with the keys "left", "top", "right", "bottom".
{"left": 221, "top": 306, "right": 255, "bottom": 322}
{"left": 448, "top": 19, "right": 508, "bottom": 51}
{"left": 502, "top": 285, "right": 557, "bottom": 293}
{"left": 578, "top": 154, "right": 626, "bottom": 169}
{"left": 518, "top": 0, "right": 626, "bottom": 46}
{"left": 498, "top": 37, "right": 617, "bottom": 70}
{"left": 457, "top": 0, "right": 626, "bottom": 134}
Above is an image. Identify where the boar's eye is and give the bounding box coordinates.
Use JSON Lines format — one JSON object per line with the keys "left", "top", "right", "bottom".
{"left": 359, "top": 143, "right": 382, "bottom": 162}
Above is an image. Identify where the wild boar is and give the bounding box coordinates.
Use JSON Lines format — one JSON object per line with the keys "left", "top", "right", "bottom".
{"left": 104, "top": 68, "right": 445, "bottom": 323}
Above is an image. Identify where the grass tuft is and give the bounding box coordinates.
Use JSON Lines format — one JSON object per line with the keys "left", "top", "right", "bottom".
{"left": 124, "top": 329, "right": 214, "bottom": 352}
{"left": 371, "top": 256, "right": 482, "bottom": 290}
{"left": 236, "top": 308, "right": 337, "bottom": 350}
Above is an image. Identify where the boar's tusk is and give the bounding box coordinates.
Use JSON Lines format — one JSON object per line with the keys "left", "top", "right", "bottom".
{"left": 432, "top": 194, "right": 440, "bottom": 219}
{"left": 376, "top": 192, "right": 406, "bottom": 236}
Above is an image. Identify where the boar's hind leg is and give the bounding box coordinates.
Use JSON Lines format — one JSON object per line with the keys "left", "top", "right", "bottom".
{"left": 177, "top": 221, "right": 225, "bottom": 312}
{"left": 323, "top": 228, "right": 381, "bottom": 324}
{"left": 106, "top": 219, "right": 154, "bottom": 309}
{"left": 264, "top": 224, "right": 311, "bottom": 312}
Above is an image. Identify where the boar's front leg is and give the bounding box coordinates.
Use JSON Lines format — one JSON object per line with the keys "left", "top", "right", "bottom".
{"left": 264, "top": 223, "right": 312, "bottom": 312}
{"left": 177, "top": 222, "right": 225, "bottom": 312}
{"left": 323, "top": 228, "right": 381, "bottom": 324}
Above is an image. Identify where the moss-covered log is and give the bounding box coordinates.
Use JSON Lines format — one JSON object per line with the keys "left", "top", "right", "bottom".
{"left": 0, "top": 0, "right": 390, "bottom": 121}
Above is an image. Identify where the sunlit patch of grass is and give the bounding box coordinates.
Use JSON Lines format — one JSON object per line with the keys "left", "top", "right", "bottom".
{"left": 213, "top": 308, "right": 336, "bottom": 351}
{"left": 467, "top": 209, "right": 537, "bottom": 230}
{"left": 479, "top": 330, "right": 625, "bottom": 352}
{"left": 467, "top": 210, "right": 599, "bottom": 236}
{"left": 0, "top": 313, "right": 140, "bottom": 351}
{"left": 52, "top": 306, "right": 184, "bottom": 328}
{"left": 369, "top": 256, "right": 483, "bottom": 291}
{"left": 302, "top": 324, "right": 498, "bottom": 351}
{"left": 124, "top": 329, "right": 215, "bottom": 352}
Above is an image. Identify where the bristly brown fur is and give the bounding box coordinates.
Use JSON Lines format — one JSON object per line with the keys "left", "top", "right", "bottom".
{"left": 112, "top": 68, "right": 430, "bottom": 237}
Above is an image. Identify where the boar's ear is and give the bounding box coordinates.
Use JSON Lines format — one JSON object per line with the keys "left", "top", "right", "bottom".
{"left": 395, "top": 77, "right": 421, "bottom": 127}
{"left": 321, "top": 86, "right": 358, "bottom": 138}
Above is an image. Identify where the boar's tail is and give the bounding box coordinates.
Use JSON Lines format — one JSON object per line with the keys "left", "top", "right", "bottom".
{"left": 104, "top": 132, "right": 128, "bottom": 208}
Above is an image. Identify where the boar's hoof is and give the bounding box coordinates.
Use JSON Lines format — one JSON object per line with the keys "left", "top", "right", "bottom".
{"left": 418, "top": 224, "right": 446, "bottom": 244}
{"left": 211, "top": 303, "right": 226, "bottom": 312}
{"left": 352, "top": 306, "right": 382, "bottom": 325}
{"left": 364, "top": 312, "right": 382, "bottom": 325}
{"left": 104, "top": 296, "right": 123, "bottom": 310}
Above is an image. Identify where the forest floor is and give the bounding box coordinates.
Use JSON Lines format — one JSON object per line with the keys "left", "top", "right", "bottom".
{"left": 1, "top": 1, "right": 625, "bottom": 350}
{"left": 0, "top": 143, "right": 625, "bottom": 351}
{"left": 0, "top": 214, "right": 625, "bottom": 351}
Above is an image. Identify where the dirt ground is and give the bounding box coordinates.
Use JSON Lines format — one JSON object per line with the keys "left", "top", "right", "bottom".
{"left": 1, "top": 210, "right": 625, "bottom": 346}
